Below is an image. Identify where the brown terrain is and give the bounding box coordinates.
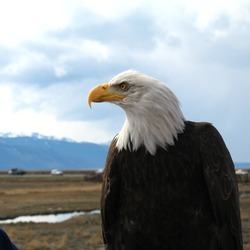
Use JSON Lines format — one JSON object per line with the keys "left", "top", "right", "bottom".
{"left": 0, "top": 172, "right": 249, "bottom": 250}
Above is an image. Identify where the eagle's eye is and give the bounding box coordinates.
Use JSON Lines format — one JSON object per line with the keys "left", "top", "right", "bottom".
{"left": 119, "top": 82, "right": 129, "bottom": 91}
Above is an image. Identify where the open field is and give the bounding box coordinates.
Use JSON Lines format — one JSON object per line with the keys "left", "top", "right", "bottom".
{"left": 0, "top": 175, "right": 250, "bottom": 249}
{"left": 0, "top": 175, "right": 101, "bottom": 219}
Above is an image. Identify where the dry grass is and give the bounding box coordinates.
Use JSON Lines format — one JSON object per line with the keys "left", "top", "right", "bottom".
{"left": 4, "top": 214, "right": 103, "bottom": 250}
{"left": 0, "top": 175, "right": 103, "bottom": 249}
{"left": 1, "top": 176, "right": 250, "bottom": 249}
{"left": 239, "top": 183, "right": 250, "bottom": 250}
{"left": 0, "top": 176, "right": 101, "bottom": 219}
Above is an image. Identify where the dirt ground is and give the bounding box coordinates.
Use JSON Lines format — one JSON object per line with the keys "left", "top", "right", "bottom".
{"left": 0, "top": 175, "right": 250, "bottom": 250}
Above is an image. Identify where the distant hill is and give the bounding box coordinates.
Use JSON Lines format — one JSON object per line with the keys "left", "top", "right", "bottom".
{"left": 0, "top": 134, "right": 109, "bottom": 171}
{"left": 235, "top": 162, "right": 250, "bottom": 169}
{"left": 0, "top": 134, "right": 248, "bottom": 171}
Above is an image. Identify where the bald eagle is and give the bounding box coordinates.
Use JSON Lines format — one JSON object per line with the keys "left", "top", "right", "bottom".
{"left": 88, "top": 70, "right": 242, "bottom": 250}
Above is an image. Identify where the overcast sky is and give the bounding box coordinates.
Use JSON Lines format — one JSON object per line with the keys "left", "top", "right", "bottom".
{"left": 0, "top": 0, "right": 249, "bottom": 162}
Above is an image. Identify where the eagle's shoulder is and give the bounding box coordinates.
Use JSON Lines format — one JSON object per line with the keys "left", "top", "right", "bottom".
{"left": 198, "top": 122, "right": 243, "bottom": 249}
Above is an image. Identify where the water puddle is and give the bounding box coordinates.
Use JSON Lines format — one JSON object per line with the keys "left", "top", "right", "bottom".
{"left": 0, "top": 210, "right": 100, "bottom": 224}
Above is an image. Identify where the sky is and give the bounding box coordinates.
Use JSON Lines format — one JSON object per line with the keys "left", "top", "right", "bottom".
{"left": 0, "top": 0, "right": 249, "bottom": 162}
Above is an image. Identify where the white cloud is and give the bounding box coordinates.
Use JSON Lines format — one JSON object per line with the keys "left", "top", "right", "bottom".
{"left": 0, "top": 83, "right": 116, "bottom": 143}
{"left": 80, "top": 0, "right": 144, "bottom": 19}
{"left": 54, "top": 66, "right": 68, "bottom": 78}
{"left": 0, "top": 0, "right": 249, "bottom": 161}
{"left": 0, "top": 0, "right": 73, "bottom": 46}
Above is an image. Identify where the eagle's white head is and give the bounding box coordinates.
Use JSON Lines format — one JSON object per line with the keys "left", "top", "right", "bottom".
{"left": 88, "top": 70, "right": 185, "bottom": 155}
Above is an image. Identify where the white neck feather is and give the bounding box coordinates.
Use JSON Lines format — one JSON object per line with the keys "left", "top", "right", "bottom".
{"left": 115, "top": 84, "right": 185, "bottom": 155}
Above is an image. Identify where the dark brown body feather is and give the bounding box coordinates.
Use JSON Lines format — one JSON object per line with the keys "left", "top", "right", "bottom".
{"left": 101, "top": 121, "right": 242, "bottom": 250}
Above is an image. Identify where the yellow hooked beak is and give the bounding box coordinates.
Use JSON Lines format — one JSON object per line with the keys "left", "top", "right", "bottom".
{"left": 88, "top": 83, "right": 125, "bottom": 108}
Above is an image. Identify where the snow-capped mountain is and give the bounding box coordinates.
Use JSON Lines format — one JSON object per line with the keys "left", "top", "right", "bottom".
{"left": 0, "top": 134, "right": 109, "bottom": 170}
